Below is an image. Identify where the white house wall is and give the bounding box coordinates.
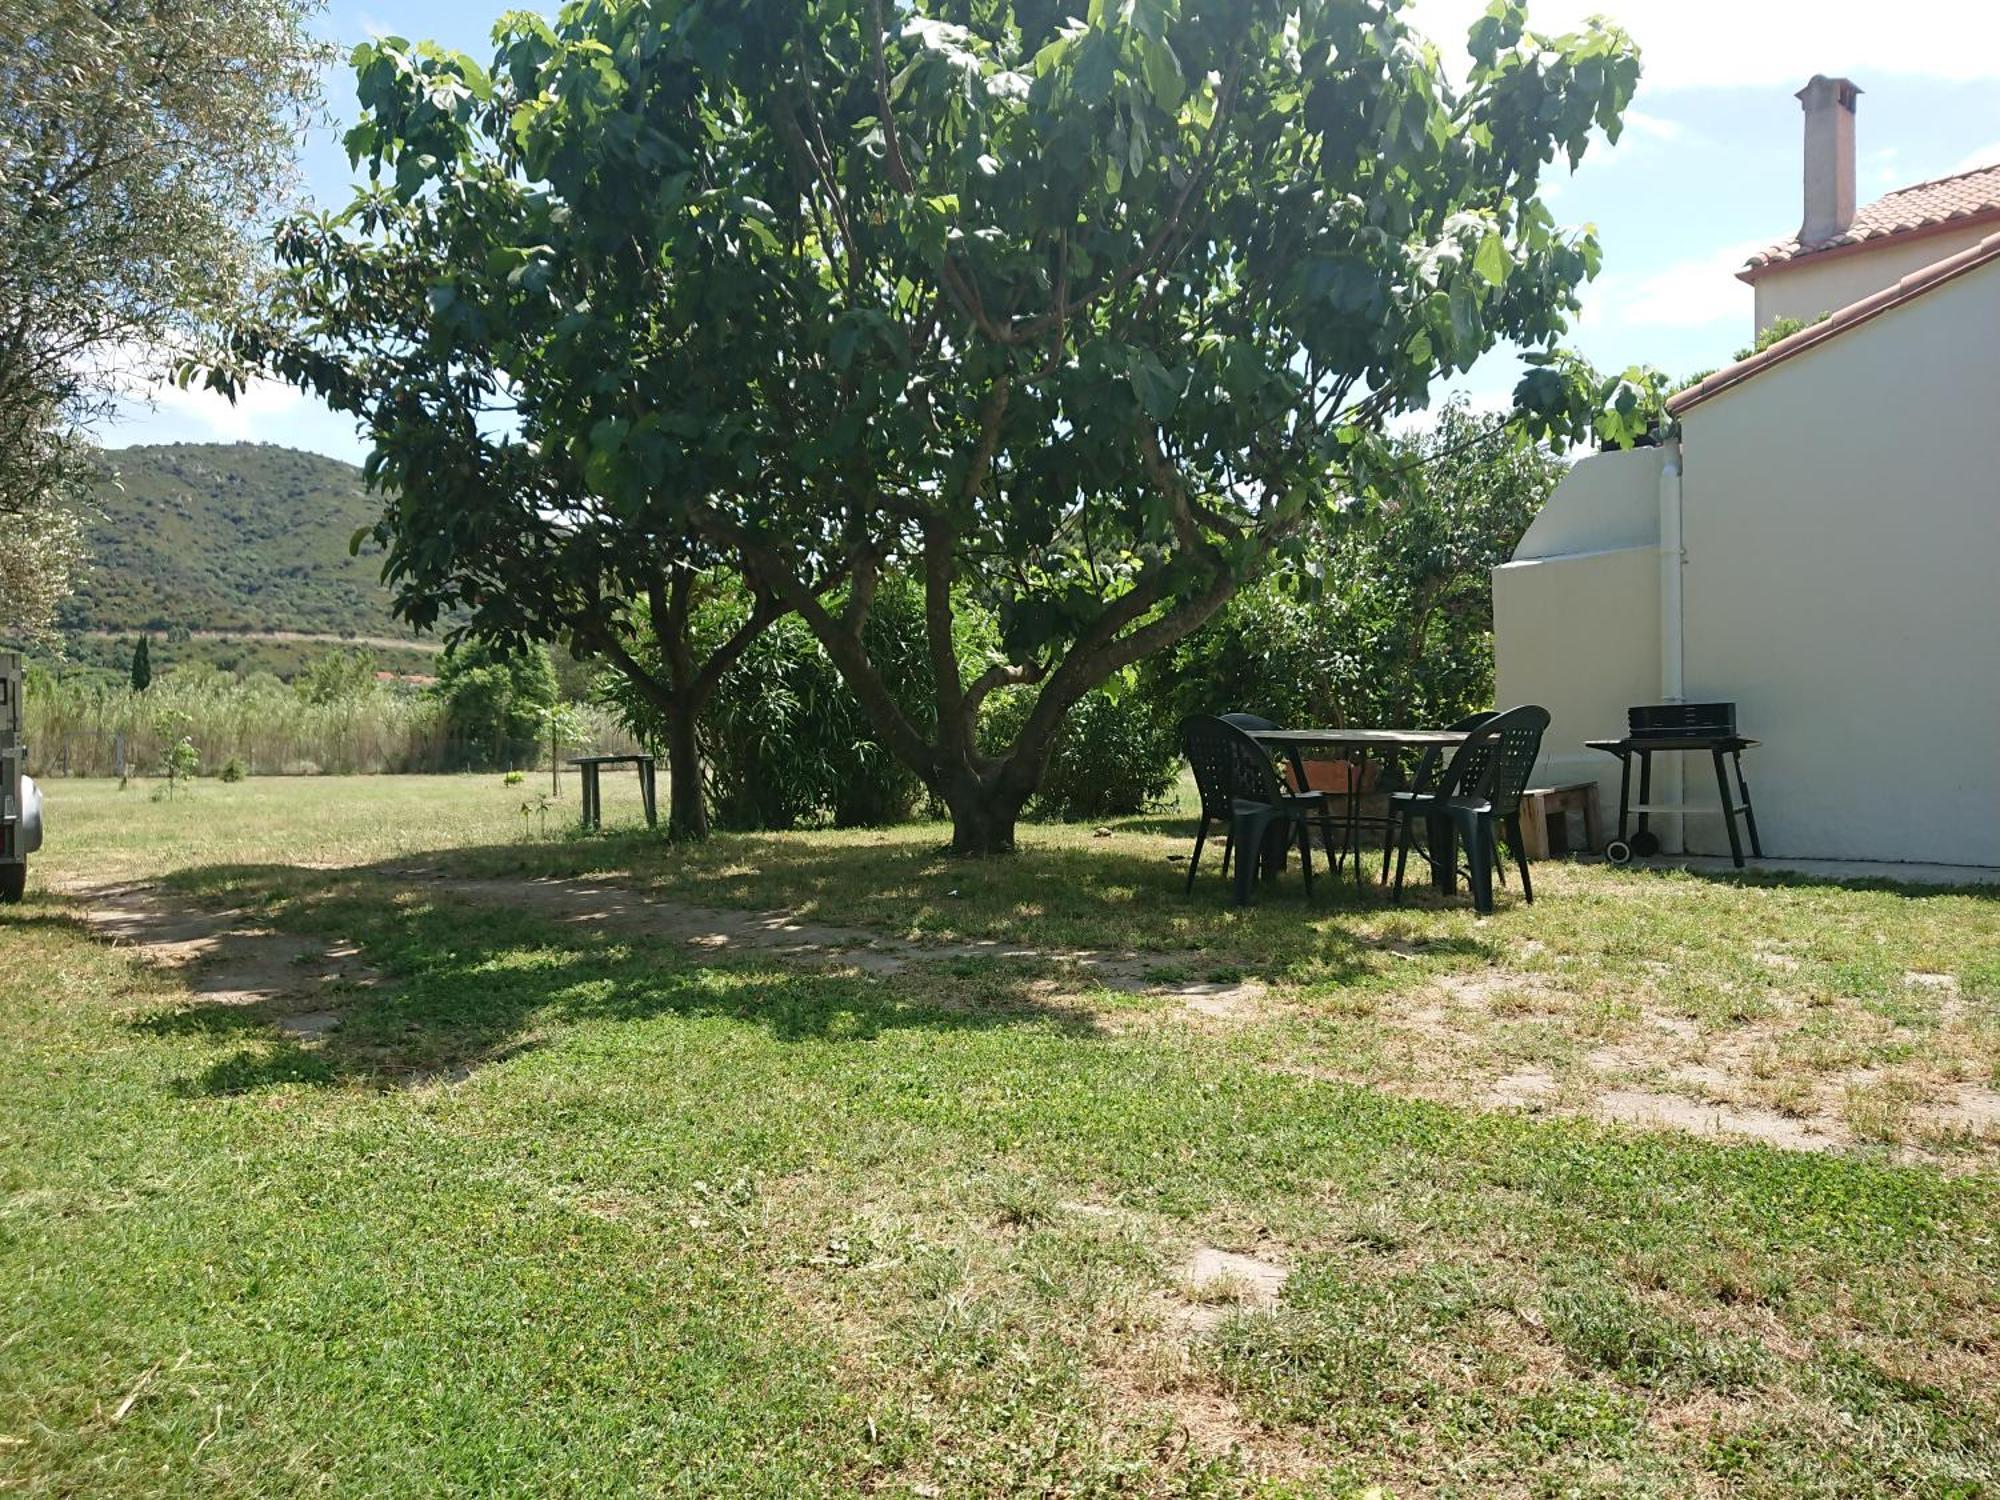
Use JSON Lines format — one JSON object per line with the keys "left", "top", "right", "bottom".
{"left": 1752, "top": 221, "right": 1998, "bottom": 331}
{"left": 1678, "top": 256, "right": 2000, "bottom": 865}
{"left": 1494, "top": 448, "right": 1665, "bottom": 841}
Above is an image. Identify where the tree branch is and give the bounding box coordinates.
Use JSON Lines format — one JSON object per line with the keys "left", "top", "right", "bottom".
{"left": 691, "top": 500, "right": 937, "bottom": 781}
{"left": 691, "top": 587, "right": 784, "bottom": 702}
{"left": 963, "top": 661, "right": 1044, "bottom": 717}
{"left": 867, "top": 0, "right": 915, "bottom": 193}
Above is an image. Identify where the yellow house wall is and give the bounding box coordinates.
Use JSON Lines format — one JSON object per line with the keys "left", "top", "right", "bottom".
{"left": 1752, "top": 221, "right": 1998, "bottom": 331}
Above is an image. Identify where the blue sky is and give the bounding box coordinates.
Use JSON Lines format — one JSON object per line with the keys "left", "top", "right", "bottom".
{"left": 109, "top": 0, "right": 2000, "bottom": 461}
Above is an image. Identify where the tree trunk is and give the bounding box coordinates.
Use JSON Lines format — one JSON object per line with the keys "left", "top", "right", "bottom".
{"left": 664, "top": 707, "right": 708, "bottom": 841}
{"left": 943, "top": 774, "right": 1025, "bottom": 857}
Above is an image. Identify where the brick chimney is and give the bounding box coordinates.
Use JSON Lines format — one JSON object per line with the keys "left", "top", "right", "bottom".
{"left": 1796, "top": 75, "right": 1861, "bottom": 245}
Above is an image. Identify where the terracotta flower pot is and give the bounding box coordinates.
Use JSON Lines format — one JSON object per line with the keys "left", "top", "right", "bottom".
{"left": 1286, "top": 757, "right": 1380, "bottom": 794}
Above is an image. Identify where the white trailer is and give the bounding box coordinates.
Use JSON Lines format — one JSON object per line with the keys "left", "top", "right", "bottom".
{"left": 1, "top": 652, "right": 43, "bottom": 902}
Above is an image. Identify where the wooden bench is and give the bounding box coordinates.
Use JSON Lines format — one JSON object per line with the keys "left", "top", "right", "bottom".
{"left": 1519, "top": 783, "right": 1600, "bottom": 860}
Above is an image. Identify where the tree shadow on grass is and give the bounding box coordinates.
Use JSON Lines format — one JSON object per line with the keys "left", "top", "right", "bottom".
{"left": 270, "top": 822, "right": 1486, "bottom": 965}
{"left": 1613, "top": 860, "right": 2000, "bottom": 902}
{"left": 125, "top": 863, "right": 1150, "bottom": 1098}
{"left": 110, "top": 821, "right": 1499, "bottom": 1098}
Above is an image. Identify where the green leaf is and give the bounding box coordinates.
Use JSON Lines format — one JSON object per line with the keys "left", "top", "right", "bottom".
{"left": 1140, "top": 38, "right": 1184, "bottom": 110}
{"left": 1473, "top": 231, "right": 1509, "bottom": 286}
{"left": 1071, "top": 33, "right": 1116, "bottom": 104}
{"left": 1130, "top": 356, "right": 1181, "bottom": 421}
{"left": 582, "top": 444, "right": 618, "bottom": 496}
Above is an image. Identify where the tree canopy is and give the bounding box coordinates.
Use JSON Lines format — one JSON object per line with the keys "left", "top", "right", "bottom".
{"left": 1148, "top": 398, "right": 1560, "bottom": 734}
{"left": 224, "top": 0, "right": 1638, "bottom": 850}
{"left": 0, "top": 0, "right": 325, "bottom": 643}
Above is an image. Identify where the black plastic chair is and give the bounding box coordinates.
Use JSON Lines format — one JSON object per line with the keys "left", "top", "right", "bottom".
{"left": 1380, "top": 710, "right": 1497, "bottom": 882}
{"left": 1223, "top": 711, "right": 1358, "bottom": 871}
{"left": 1390, "top": 705, "right": 1550, "bottom": 914}
{"left": 1179, "top": 715, "right": 1328, "bottom": 904}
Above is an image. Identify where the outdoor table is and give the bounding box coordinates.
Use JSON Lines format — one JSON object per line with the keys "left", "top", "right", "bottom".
{"left": 567, "top": 753, "right": 659, "bottom": 831}
{"left": 1248, "top": 728, "right": 1471, "bottom": 897}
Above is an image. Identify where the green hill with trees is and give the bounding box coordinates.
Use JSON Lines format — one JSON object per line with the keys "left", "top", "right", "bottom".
{"left": 54, "top": 443, "right": 441, "bottom": 678}
{"left": 67, "top": 443, "right": 399, "bottom": 636}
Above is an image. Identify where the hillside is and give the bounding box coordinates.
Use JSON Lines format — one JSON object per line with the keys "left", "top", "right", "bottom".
{"left": 63, "top": 443, "right": 409, "bottom": 638}
{"left": 52, "top": 443, "right": 441, "bottom": 677}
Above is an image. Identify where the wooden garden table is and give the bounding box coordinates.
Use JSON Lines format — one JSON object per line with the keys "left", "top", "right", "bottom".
{"left": 567, "top": 753, "right": 659, "bottom": 830}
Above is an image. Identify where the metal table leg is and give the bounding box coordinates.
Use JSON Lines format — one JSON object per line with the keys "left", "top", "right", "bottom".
{"left": 1712, "top": 747, "right": 1746, "bottom": 867}
{"left": 1636, "top": 750, "right": 1654, "bottom": 847}
{"left": 1616, "top": 751, "right": 1633, "bottom": 842}
{"left": 1732, "top": 750, "right": 1763, "bottom": 857}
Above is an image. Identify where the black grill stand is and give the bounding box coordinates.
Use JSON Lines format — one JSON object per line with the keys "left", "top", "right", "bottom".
{"left": 1585, "top": 703, "right": 1764, "bottom": 868}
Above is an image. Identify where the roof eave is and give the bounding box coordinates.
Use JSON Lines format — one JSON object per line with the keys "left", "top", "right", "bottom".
{"left": 1735, "top": 204, "right": 2000, "bottom": 285}
{"left": 1671, "top": 229, "right": 2000, "bottom": 417}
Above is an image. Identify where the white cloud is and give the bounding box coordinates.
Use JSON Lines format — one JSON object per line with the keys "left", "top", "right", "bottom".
{"left": 1953, "top": 140, "right": 2000, "bottom": 173}
{"left": 1584, "top": 239, "right": 1765, "bottom": 331}
{"left": 1406, "top": 0, "right": 2000, "bottom": 88}
{"left": 141, "top": 374, "right": 308, "bottom": 443}
{"left": 1622, "top": 109, "right": 1691, "bottom": 144}
{"left": 1863, "top": 146, "right": 1903, "bottom": 189}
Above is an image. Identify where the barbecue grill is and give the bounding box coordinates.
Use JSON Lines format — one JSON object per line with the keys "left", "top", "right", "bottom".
{"left": 1585, "top": 702, "right": 1763, "bottom": 868}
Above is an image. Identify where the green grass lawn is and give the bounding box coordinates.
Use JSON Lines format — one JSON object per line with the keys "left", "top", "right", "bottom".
{"left": 6, "top": 776, "right": 2000, "bottom": 1496}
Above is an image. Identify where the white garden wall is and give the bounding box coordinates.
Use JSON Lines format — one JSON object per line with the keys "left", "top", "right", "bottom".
{"left": 1493, "top": 447, "right": 1666, "bottom": 842}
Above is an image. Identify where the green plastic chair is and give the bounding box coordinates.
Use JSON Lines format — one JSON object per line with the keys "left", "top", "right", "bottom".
{"left": 1179, "top": 715, "right": 1329, "bottom": 905}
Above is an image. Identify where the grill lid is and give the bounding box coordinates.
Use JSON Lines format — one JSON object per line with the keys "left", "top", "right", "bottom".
{"left": 1628, "top": 702, "right": 1738, "bottom": 738}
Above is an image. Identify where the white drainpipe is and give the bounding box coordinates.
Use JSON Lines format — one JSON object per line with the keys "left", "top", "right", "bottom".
{"left": 1658, "top": 440, "right": 1686, "bottom": 848}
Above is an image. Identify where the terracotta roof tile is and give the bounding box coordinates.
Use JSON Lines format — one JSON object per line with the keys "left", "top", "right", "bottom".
{"left": 1741, "top": 162, "right": 2000, "bottom": 274}
{"left": 1670, "top": 229, "right": 2000, "bottom": 416}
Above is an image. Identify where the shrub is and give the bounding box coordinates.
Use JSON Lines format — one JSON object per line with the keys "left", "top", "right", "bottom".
{"left": 295, "top": 647, "right": 378, "bottom": 705}
{"left": 431, "top": 641, "right": 559, "bottom": 771}
{"left": 983, "top": 676, "right": 1179, "bottom": 823}
{"left": 700, "top": 582, "right": 931, "bottom": 830}
{"left": 218, "top": 755, "right": 247, "bottom": 783}
{"left": 598, "top": 575, "right": 942, "bottom": 831}
{"left": 600, "top": 573, "right": 1183, "bottom": 829}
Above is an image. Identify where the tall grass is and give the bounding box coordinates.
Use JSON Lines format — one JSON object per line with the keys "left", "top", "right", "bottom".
{"left": 24, "top": 668, "right": 637, "bottom": 777}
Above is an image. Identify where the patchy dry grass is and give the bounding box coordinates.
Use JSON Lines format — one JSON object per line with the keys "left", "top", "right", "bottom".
{"left": 48, "top": 772, "right": 2000, "bottom": 1159}
{"left": 5, "top": 776, "right": 2000, "bottom": 1494}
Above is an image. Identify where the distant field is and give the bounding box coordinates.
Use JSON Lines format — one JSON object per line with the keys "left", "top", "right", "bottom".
{"left": 57, "top": 630, "right": 441, "bottom": 683}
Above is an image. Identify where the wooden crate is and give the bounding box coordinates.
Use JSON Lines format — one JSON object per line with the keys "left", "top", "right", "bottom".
{"left": 1520, "top": 783, "right": 1600, "bottom": 860}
